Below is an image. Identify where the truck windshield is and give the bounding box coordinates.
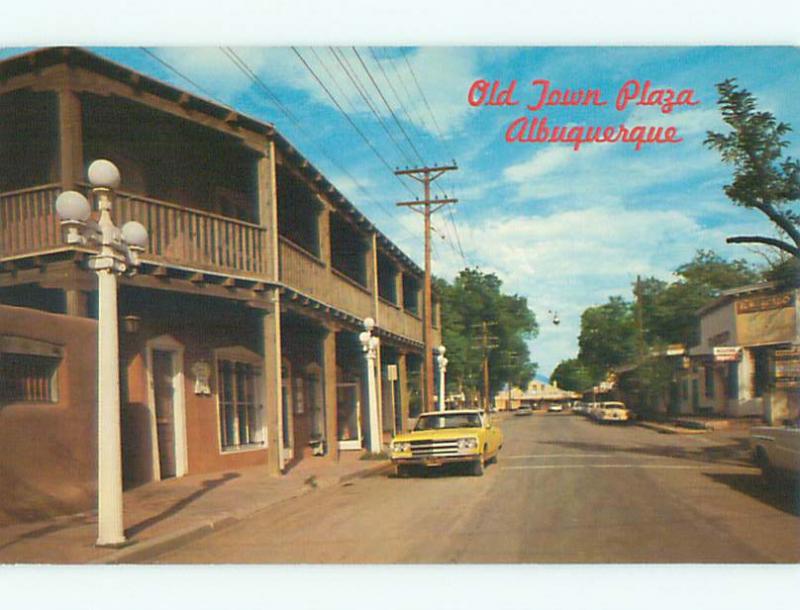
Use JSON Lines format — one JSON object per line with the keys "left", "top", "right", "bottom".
{"left": 414, "top": 413, "right": 482, "bottom": 430}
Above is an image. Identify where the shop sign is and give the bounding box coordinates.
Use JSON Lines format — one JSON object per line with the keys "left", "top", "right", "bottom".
{"left": 775, "top": 348, "right": 800, "bottom": 388}
{"left": 736, "top": 292, "right": 794, "bottom": 314}
{"left": 713, "top": 346, "right": 741, "bottom": 362}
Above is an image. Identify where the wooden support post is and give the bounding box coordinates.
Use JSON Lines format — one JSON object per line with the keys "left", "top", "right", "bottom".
{"left": 322, "top": 325, "right": 339, "bottom": 461}
{"left": 260, "top": 293, "right": 283, "bottom": 475}
{"left": 57, "top": 87, "right": 83, "bottom": 190}
{"left": 398, "top": 352, "right": 409, "bottom": 433}
{"left": 64, "top": 288, "right": 88, "bottom": 317}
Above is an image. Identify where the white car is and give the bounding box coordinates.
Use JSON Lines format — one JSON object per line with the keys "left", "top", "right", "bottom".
{"left": 751, "top": 422, "right": 800, "bottom": 484}
{"left": 547, "top": 403, "right": 563, "bottom": 413}
{"left": 594, "top": 401, "right": 631, "bottom": 423}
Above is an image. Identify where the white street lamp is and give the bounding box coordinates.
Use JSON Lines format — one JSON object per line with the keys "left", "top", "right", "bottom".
{"left": 436, "top": 345, "right": 448, "bottom": 411}
{"left": 359, "top": 318, "right": 381, "bottom": 453}
{"left": 55, "top": 159, "right": 148, "bottom": 547}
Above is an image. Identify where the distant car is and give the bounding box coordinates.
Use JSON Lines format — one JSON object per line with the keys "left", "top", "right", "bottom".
{"left": 514, "top": 405, "right": 533, "bottom": 416}
{"left": 547, "top": 404, "right": 564, "bottom": 413}
{"left": 390, "top": 409, "right": 503, "bottom": 477}
{"left": 594, "top": 401, "right": 631, "bottom": 423}
{"left": 750, "top": 420, "right": 800, "bottom": 485}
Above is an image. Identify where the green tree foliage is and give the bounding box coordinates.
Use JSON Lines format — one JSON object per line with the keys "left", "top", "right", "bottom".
{"left": 705, "top": 79, "right": 800, "bottom": 258}
{"left": 550, "top": 358, "right": 593, "bottom": 392}
{"left": 642, "top": 250, "right": 759, "bottom": 346}
{"left": 437, "top": 268, "right": 538, "bottom": 398}
{"left": 554, "top": 250, "right": 759, "bottom": 389}
{"left": 577, "top": 296, "right": 637, "bottom": 384}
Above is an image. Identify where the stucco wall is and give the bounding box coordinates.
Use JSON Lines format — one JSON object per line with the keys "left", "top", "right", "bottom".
{"left": 0, "top": 304, "right": 97, "bottom": 525}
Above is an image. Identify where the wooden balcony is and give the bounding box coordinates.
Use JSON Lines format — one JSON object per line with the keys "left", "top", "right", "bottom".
{"left": 1, "top": 184, "right": 268, "bottom": 278}
{"left": 279, "top": 236, "right": 374, "bottom": 320}
{"left": 378, "top": 299, "right": 423, "bottom": 344}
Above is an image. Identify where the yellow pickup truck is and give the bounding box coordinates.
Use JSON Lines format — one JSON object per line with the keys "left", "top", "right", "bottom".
{"left": 390, "top": 409, "right": 503, "bottom": 477}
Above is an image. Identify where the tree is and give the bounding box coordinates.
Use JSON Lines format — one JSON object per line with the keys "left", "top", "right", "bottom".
{"left": 705, "top": 79, "right": 800, "bottom": 258}
{"left": 577, "top": 296, "right": 637, "bottom": 383}
{"left": 643, "top": 250, "right": 759, "bottom": 346}
{"left": 437, "top": 268, "right": 539, "bottom": 399}
{"left": 550, "top": 358, "right": 593, "bottom": 392}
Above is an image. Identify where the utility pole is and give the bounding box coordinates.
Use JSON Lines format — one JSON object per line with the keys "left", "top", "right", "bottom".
{"left": 396, "top": 163, "right": 458, "bottom": 412}
{"left": 472, "top": 320, "right": 499, "bottom": 413}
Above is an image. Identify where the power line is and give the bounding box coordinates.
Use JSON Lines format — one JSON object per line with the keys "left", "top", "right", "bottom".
{"left": 218, "top": 47, "right": 423, "bottom": 249}
{"left": 139, "top": 47, "right": 232, "bottom": 109}
{"left": 290, "top": 46, "right": 417, "bottom": 199}
{"left": 352, "top": 47, "right": 427, "bottom": 167}
{"left": 328, "top": 47, "right": 415, "bottom": 167}
{"left": 403, "top": 50, "right": 457, "bottom": 162}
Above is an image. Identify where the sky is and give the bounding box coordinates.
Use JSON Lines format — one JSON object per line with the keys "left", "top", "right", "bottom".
{"left": 3, "top": 45, "right": 798, "bottom": 377}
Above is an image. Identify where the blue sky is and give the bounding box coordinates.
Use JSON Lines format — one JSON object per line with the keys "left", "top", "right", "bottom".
{"left": 3, "top": 46, "right": 798, "bottom": 377}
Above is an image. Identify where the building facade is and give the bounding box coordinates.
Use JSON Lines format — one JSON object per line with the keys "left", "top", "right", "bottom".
{"left": 0, "top": 47, "right": 439, "bottom": 522}
{"left": 680, "top": 282, "right": 799, "bottom": 423}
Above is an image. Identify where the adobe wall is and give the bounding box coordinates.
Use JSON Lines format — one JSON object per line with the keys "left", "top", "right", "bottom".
{"left": 0, "top": 304, "right": 97, "bottom": 525}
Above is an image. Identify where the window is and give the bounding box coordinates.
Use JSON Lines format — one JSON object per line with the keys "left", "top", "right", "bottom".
{"left": 0, "top": 336, "right": 62, "bottom": 404}
{"left": 403, "top": 273, "right": 420, "bottom": 314}
{"left": 0, "top": 353, "right": 60, "bottom": 403}
{"left": 217, "top": 359, "right": 264, "bottom": 450}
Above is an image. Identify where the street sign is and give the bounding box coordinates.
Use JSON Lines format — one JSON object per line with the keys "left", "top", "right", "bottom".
{"left": 386, "top": 364, "right": 398, "bottom": 381}
{"left": 713, "top": 346, "right": 742, "bottom": 362}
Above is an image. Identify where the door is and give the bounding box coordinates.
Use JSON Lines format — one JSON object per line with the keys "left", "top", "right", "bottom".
{"left": 337, "top": 382, "right": 362, "bottom": 450}
{"left": 152, "top": 349, "right": 176, "bottom": 479}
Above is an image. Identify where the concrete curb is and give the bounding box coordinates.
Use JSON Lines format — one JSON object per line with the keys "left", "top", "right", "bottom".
{"left": 94, "top": 460, "right": 392, "bottom": 564}
{"left": 635, "top": 421, "right": 708, "bottom": 435}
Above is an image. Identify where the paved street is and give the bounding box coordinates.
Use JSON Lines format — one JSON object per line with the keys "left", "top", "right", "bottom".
{"left": 153, "top": 414, "right": 800, "bottom": 563}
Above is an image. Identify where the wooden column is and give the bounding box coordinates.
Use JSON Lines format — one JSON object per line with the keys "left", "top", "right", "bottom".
{"left": 260, "top": 297, "right": 283, "bottom": 475}
{"left": 57, "top": 87, "right": 83, "bottom": 190}
{"left": 65, "top": 289, "right": 88, "bottom": 317}
{"left": 322, "top": 324, "right": 339, "bottom": 461}
{"left": 398, "top": 351, "right": 409, "bottom": 433}
{"left": 257, "top": 147, "right": 277, "bottom": 282}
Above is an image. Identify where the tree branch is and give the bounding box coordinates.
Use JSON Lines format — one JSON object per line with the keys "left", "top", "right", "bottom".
{"left": 726, "top": 235, "right": 800, "bottom": 258}
{"left": 754, "top": 201, "right": 800, "bottom": 248}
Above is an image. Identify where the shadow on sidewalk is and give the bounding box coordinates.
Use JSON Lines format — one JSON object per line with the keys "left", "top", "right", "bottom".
{"left": 0, "top": 515, "right": 89, "bottom": 553}
{"left": 125, "top": 472, "right": 240, "bottom": 538}
{"left": 704, "top": 472, "right": 800, "bottom": 516}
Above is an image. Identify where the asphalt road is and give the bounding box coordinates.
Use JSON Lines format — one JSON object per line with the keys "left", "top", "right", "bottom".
{"left": 153, "top": 414, "right": 800, "bottom": 563}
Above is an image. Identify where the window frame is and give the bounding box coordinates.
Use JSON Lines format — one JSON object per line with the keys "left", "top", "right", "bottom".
{"left": 214, "top": 346, "right": 266, "bottom": 454}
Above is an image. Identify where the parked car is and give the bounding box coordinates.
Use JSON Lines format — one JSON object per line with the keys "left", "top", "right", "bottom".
{"left": 593, "top": 401, "right": 631, "bottom": 423}
{"left": 750, "top": 420, "right": 800, "bottom": 485}
{"left": 547, "top": 403, "right": 564, "bottom": 413}
{"left": 514, "top": 405, "right": 533, "bottom": 416}
{"left": 390, "top": 409, "right": 503, "bottom": 477}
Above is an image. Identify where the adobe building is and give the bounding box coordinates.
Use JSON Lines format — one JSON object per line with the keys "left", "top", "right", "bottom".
{"left": 494, "top": 379, "right": 579, "bottom": 411}
{"left": 680, "top": 282, "right": 799, "bottom": 423}
{"left": 0, "top": 47, "right": 439, "bottom": 522}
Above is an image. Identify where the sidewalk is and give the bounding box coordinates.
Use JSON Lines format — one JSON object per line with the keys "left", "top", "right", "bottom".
{"left": 636, "top": 416, "right": 760, "bottom": 435}
{"left": 0, "top": 452, "right": 391, "bottom": 564}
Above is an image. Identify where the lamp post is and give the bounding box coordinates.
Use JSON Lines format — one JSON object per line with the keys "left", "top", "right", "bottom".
{"left": 359, "top": 317, "right": 382, "bottom": 453}
{"left": 436, "top": 345, "right": 448, "bottom": 411}
{"left": 55, "top": 160, "right": 148, "bottom": 547}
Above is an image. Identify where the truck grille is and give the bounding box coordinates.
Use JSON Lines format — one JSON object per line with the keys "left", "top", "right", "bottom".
{"left": 409, "top": 439, "right": 461, "bottom": 458}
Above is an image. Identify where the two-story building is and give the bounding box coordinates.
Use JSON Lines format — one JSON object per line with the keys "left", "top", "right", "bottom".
{"left": 0, "top": 47, "right": 439, "bottom": 523}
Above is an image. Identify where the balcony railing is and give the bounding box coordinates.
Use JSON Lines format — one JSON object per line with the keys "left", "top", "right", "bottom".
{"left": 378, "top": 299, "right": 423, "bottom": 344}
{"left": 278, "top": 236, "right": 374, "bottom": 320}
{"left": 0, "top": 184, "right": 62, "bottom": 258}
{"left": 1, "top": 184, "right": 268, "bottom": 277}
